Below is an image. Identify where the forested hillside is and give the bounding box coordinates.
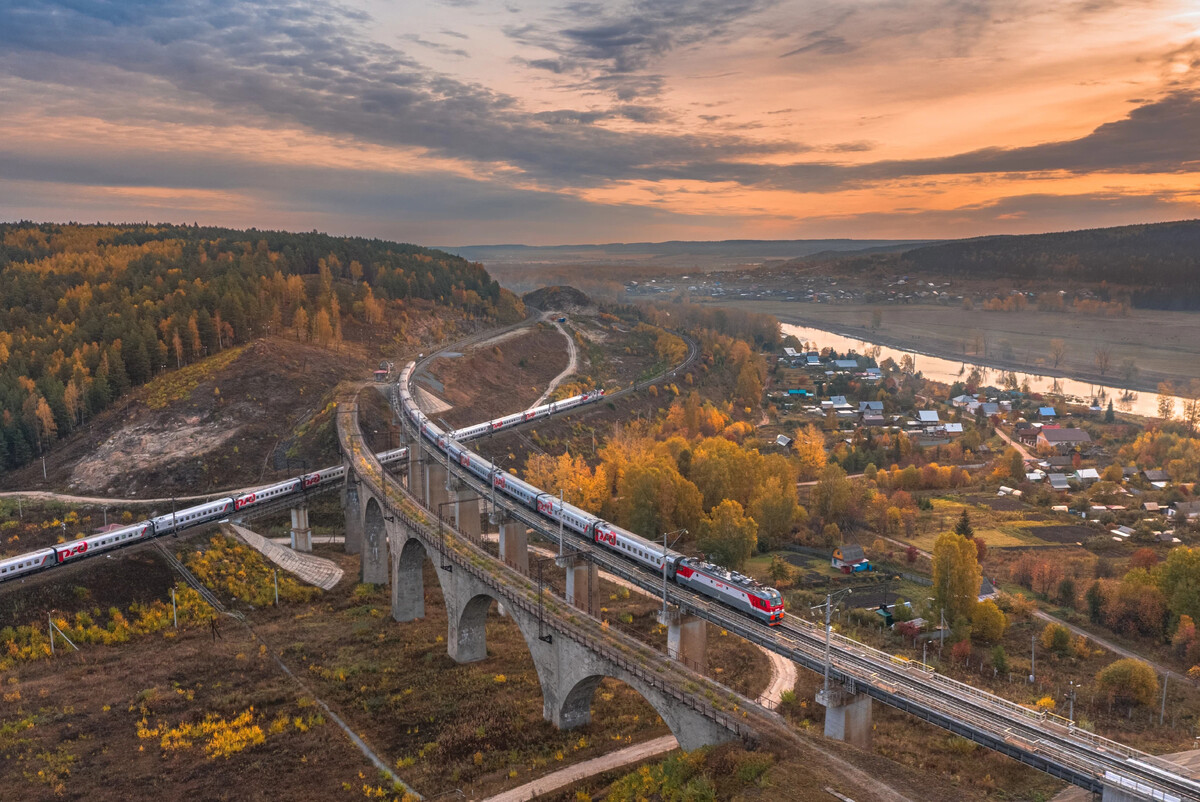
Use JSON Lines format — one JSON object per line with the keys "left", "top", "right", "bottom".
{"left": 893, "top": 219, "right": 1200, "bottom": 308}
{"left": 0, "top": 223, "right": 523, "bottom": 473}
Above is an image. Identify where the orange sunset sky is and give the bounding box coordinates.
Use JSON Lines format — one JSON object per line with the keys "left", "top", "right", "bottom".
{"left": 1, "top": 0, "right": 1198, "bottom": 244}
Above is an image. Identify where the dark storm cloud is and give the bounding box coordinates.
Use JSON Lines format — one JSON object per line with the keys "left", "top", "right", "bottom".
{"left": 503, "top": 0, "right": 777, "bottom": 99}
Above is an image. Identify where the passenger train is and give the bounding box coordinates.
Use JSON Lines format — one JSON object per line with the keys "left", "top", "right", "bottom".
{"left": 0, "top": 375, "right": 614, "bottom": 586}
{"left": 0, "top": 448, "right": 410, "bottom": 584}
{"left": 398, "top": 362, "right": 785, "bottom": 625}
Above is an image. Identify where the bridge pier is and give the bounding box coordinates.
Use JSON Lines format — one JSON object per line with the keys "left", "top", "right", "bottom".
{"left": 657, "top": 608, "right": 708, "bottom": 674}
{"left": 818, "top": 688, "right": 873, "bottom": 749}
{"left": 361, "top": 496, "right": 389, "bottom": 585}
{"left": 407, "top": 441, "right": 425, "bottom": 499}
{"left": 497, "top": 518, "right": 529, "bottom": 573}
{"left": 289, "top": 504, "right": 313, "bottom": 552}
{"left": 342, "top": 472, "right": 363, "bottom": 555}
{"left": 453, "top": 488, "right": 481, "bottom": 539}
{"left": 558, "top": 553, "right": 600, "bottom": 616}
{"left": 425, "top": 457, "right": 449, "bottom": 511}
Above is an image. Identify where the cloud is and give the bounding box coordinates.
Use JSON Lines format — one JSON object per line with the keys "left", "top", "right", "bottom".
{"left": 503, "top": 0, "right": 776, "bottom": 99}
{"left": 0, "top": 0, "right": 796, "bottom": 190}
{"left": 402, "top": 35, "right": 470, "bottom": 59}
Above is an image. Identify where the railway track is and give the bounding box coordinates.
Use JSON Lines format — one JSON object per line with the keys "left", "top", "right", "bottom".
{"left": 402, "top": 331, "right": 1199, "bottom": 802}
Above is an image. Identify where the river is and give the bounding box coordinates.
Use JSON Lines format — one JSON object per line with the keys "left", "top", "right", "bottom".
{"left": 780, "top": 323, "right": 1187, "bottom": 419}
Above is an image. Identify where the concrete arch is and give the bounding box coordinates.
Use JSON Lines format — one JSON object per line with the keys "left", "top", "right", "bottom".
{"left": 450, "top": 591, "right": 500, "bottom": 663}
{"left": 554, "top": 669, "right": 733, "bottom": 752}
{"left": 361, "top": 495, "right": 389, "bottom": 584}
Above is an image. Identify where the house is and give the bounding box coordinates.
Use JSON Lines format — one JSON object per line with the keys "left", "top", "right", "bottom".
{"left": 1037, "top": 427, "right": 1092, "bottom": 451}
{"left": 832, "top": 544, "right": 867, "bottom": 569}
{"left": 943, "top": 422, "right": 964, "bottom": 434}
{"left": 833, "top": 359, "right": 859, "bottom": 370}
{"left": 829, "top": 395, "right": 853, "bottom": 410}
{"left": 1015, "top": 421, "right": 1039, "bottom": 445}
{"left": 863, "top": 367, "right": 882, "bottom": 381}
{"left": 980, "top": 402, "right": 1001, "bottom": 416}
{"left": 978, "top": 577, "right": 999, "bottom": 602}
{"left": 1048, "top": 473, "right": 1071, "bottom": 490}
{"left": 1142, "top": 502, "right": 1161, "bottom": 512}
{"left": 775, "top": 434, "right": 793, "bottom": 448}
{"left": 1074, "top": 468, "right": 1101, "bottom": 485}
{"left": 1039, "top": 406, "right": 1057, "bottom": 419}
{"left": 783, "top": 347, "right": 800, "bottom": 358}
{"left": 1142, "top": 469, "right": 1170, "bottom": 487}
{"left": 861, "top": 412, "right": 887, "bottom": 427}
{"left": 1110, "top": 526, "right": 1135, "bottom": 538}
{"left": 1026, "top": 470, "right": 1046, "bottom": 482}
{"left": 806, "top": 353, "right": 821, "bottom": 366}
{"left": 951, "top": 394, "right": 976, "bottom": 408}
{"left": 917, "top": 410, "right": 940, "bottom": 424}
{"left": 858, "top": 400, "right": 884, "bottom": 413}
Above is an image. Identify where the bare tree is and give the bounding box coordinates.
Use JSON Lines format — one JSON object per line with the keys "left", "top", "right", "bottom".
{"left": 1094, "top": 347, "right": 1112, "bottom": 377}
{"left": 1050, "top": 339, "right": 1066, "bottom": 370}
{"left": 1158, "top": 382, "right": 1176, "bottom": 421}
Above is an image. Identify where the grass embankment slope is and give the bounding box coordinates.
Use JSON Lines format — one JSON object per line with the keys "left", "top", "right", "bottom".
{"left": 0, "top": 337, "right": 375, "bottom": 498}
{"left": 716, "top": 299, "right": 1200, "bottom": 392}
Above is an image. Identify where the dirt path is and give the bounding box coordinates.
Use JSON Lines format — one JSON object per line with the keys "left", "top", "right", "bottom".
{"left": 0, "top": 486, "right": 265, "bottom": 506}
{"left": 533, "top": 317, "right": 579, "bottom": 407}
{"left": 995, "top": 426, "right": 1033, "bottom": 462}
{"left": 482, "top": 735, "right": 678, "bottom": 802}
{"left": 1029, "top": 608, "right": 1195, "bottom": 686}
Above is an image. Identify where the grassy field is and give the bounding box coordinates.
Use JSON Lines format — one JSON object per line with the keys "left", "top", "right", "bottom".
{"left": 716, "top": 300, "right": 1200, "bottom": 392}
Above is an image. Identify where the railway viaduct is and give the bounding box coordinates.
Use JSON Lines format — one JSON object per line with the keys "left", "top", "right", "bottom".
{"left": 335, "top": 395, "right": 771, "bottom": 754}
{"left": 324, "top": 350, "right": 1197, "bottom": 802}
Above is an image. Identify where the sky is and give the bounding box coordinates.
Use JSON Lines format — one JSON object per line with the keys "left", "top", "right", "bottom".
{"left": 1, "top": 0, "right": 1198, "bottom": 245}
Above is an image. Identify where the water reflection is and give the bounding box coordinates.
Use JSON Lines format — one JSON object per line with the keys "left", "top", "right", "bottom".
{"left": 781, "top": 323, "right": 1181, "bottom": 419}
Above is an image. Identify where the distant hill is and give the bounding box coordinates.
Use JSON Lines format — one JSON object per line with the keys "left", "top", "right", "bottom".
{"left": 522, "top": 285, "right": 594, "bottom": 312}
{"left": 441, "top": 238, "right": 937, "bottom": 267}
{"left": 892, "top": 219, "right": 1200, "bottom": 307}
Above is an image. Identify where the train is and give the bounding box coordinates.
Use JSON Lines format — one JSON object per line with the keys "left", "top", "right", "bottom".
{"left": 0, "top": 373, "right": 616, "bottom": 586}
{"left": 0, "top": 448, "right": 410, "bottom": 584}
{"left": 398, "top": 361, "right": 785, "bottom": 626}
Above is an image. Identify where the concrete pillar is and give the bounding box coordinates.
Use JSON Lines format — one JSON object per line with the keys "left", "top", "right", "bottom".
{"left": 453, "top": 489, "right": 481, "bottom": 539}
{"left": 425, "top": 458, "right": 448, "bottom": 511}
{"left": 820, "top": 690, "right": 873, "bottom": 748}
{"left": 658, "top": 608, "right": 708, "bottom": 675}
{"left": 342, "top": 474, "right": 363, "bottom": 555}
{"left": 392, "top": 537, "right": 425, "bottom": 622}
{"left": 361, "top": 497, "right": 389, "bottom": 585}
{"left": 407, "top": 444, "right": 424, "bottom": 499}
{"left": 498, "top": 519, "right": 529, "bottom": 574}
{"left": 289, "top": 505, "right": 312, "bottom": 552}
{"left": 558, "top": 554, "right": 600, "bottom": 616}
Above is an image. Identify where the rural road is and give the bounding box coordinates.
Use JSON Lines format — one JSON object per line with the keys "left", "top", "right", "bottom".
{"left": 533, "top": 316, "right": 579, "bottom": 408}
{"left": 482, "top": 735, "right": 679, "bottom": 802}
{"left": 994, "top": 425, "right": 1034, "bottom": 461}
{"left": 0, "top": 486, "right": 267, "bottom": 507}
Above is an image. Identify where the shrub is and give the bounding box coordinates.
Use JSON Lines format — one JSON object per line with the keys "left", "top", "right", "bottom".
{"left": 1096, "top": 658, "right": 1159, "bottom": 708}
{"left": 1040, "top": 623, "right": 1071, "bottom": 655}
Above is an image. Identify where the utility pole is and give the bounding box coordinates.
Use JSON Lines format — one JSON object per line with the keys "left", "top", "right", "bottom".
{"left": 660, "top": 528, "right": 688, "bottom": 619}
{"left": 1030, "top": 632, "right": 1036, "bottom": 683}
{"left": 1068, "top": 680, "right": 1076, "bottom": 722}
{"left": 1161, "top": 672, "right": 1168, "bottom": 726}
{"left": 812, "top": 588, "right": 852, "bottom": 706}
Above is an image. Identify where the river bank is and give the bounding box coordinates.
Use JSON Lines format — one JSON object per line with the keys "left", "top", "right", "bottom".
{"left": 708, "top": 299, "right": 1199, "bottom": 396}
